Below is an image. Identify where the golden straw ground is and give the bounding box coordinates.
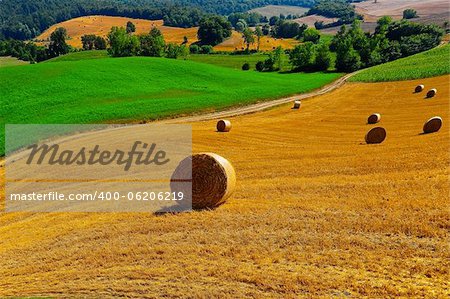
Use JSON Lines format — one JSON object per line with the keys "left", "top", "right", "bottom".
{"left": 0, "top": 76, "right": 448, "bottom": 298}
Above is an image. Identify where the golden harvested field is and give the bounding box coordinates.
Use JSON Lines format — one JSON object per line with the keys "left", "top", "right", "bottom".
{"left": 0, "top": 75, "right": 449, "bottom": 297}
{"left": 36, "top": 15, "right": 299, "bottom": 51}
{"left": 215, "top": 30, "right": 299, "bottom": 52}
{"left": 36, "top": 16, "right": 199, "bottom": 48}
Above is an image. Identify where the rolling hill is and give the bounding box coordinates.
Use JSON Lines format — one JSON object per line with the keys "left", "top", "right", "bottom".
{"left": 0, "top": 54, "right": 341, "bottom": 155}
{"left": 35, "top": 15, "right": 300, "bottom": 51}
{"left": 1, "top": 73, "right": 448, "bottom": 297}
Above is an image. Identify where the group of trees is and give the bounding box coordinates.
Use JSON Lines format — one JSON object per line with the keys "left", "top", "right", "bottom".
{"left": 0, "top": 27, "right": 70, "bottom": 62}
{"left": 197, "top": 16, "right": 232, "bottom": 46}
{"left": 81, "top": 34, "right": 107, "bottom": 50}
{"left": 107, "top": 26, "right": 189, "bottom": 59}
{"left": 289, "top": 42, "right": 331, "bottom": 71}
{"left": 331, "top": 18, "right": 444, "bottom": 72}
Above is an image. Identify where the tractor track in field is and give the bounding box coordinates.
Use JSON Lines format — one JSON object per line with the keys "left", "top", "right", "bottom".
{"left": 159, "top": 72, "right": 357, "bottom": 124}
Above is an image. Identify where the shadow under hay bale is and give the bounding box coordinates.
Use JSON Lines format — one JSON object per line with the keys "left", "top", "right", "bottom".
{"left": 423, "top": 116, "right": 442, "bottom": 134}
{"left": 217, "top": 120, "right": 232, "bottom": 132}
{"left": 415, "top": 84, "right": 424, "bottom": 93}
{"left": 170, "top": 153, "right": 236, "bottom": 210}
{"left": 292, "top": 100, "right": 301, "bottom": 109}
{"left": 426, "top": 88, "right": 437, "bottom": 98}
{"left": 365, "top": 127, "right": 387, "bottom": 144}
{"left": 367, "top": 113, "right": 381, "bottom": 124}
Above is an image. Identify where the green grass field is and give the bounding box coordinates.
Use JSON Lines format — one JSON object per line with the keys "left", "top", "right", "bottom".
{"left": 0, "top": 54, "right": 342, "bottom": 155}
{"left": 351, "top": 44, "right": 450, "bottom": 82}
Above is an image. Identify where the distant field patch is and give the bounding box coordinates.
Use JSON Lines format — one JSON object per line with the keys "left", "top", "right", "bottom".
{"left": 214, "top": 31, "right": 299, "bottom": 52}
{"left": 0, "top": 56, "right": 27, "bottom": 67}
{"left": 351, "top": 44, "right": 450, "bottom": 82}
{"left": 249, "top": 5, "right": 309, "bottom": 18}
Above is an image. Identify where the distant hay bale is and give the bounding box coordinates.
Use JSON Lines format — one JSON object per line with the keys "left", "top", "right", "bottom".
{"left": 426, "top": 88, "right": 437, "bottom": 98}
{"left": 367, "top": 113, "right": 381, "bottom": 124}
{"left": 293, "top": 100, "right": 301, "bottom": 109}
{"left": 217, "top": 120, "right": 232, "bottom": 132}
{"left": 415, "top": 84, "right": 424, "bottom": 93}
{"left": 365, "top": 127, "right": 387, "bottom": 144}
{"left": 170, "top": 153, "right": 236, "bottom": 210}
{"left": 423, "top": 116, "right": 442, "bottom": 134}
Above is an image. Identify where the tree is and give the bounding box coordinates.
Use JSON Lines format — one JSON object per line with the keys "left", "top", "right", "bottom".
{"left": 182, "top": 36, "right": 188, "bottom": 44}
{"left": 166, "top": 43, "right": 188, "bottom": 59}
{"left": 403, "top": 9, "right": 418, "bottom": 20}
{"left": 335, "top": 40, "right": 361, "bottom": 72}
{"left": 107, "top": 26, "right": 139, "bottom": 57}
{"left": 289, "top": 42, "right": 316, "bottom": 71}
{"left": 81, "top": 34, "right": 96, "bottom": 50}
{"left": 242, "top": 28, "right": 255, "bottom": 52}
{"left": 189, "top": 44, "right": 200, "bottom": 54}
{"left": 314, "top": 43, "right": 331, "bottom": 71}
{"left": 235, "top": 19, "right": 247, "bottom": 32}
{"left": 272, "top": 46, "right": 283, "bottom": 71}
{"left": 269, "top": 16, "right": 280, "bottom": 26}
{"left": 139, "top": 27, "right": 165, "bottom": 57}
{"left": 255, "top": 26, "right": 263, "bottom": 52}
{"left": 255, "top": 61, "right": 264, "bottom": 72}
{"left": 94, "top": 36, "right": 107, "bottom": 50}
{"left": 126, "top": 21, "right": 136, "bottom": 34}
{"left": 48, "top": 27, "right": 69, "bottom": 57}
{"left": 197, "top": 16, "right": 232, "bottom": 46}
{"left": 303, "top": 28, "right": 321, "bottom": 43}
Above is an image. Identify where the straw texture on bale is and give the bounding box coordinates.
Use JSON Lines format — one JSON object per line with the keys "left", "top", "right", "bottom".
{"left": 170, "top": 153, "right": 236, "bottom": 210}
{"left": 365, "top": 127, "right": 387, "bottom": 144}
{"left": 293, "top": 100, "right": 301, "bottom": 109}
{"left": 367, "top": 113, "right": 381, "bottom": 124}
{"left": 415, "top": 84, "right": 424, "bottom": 93}
{"left": 423, "top": 116, "right": 442, "bottom": 134}
{"left": 427, "top": 88, "right": 437, "bottom": 98}
{"left": 217, "top": 120, "right": 232, "bottom": 132}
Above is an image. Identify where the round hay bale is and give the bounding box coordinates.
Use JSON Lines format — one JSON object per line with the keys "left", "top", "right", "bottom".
{"left": 423, "top": 116, "right": 442, "bottom": 134}
{"left": 170, "top": 153, "right": 236, "bottom": 210}
{"left": 426, "top": 88, "right": 437, "bottom": 98}
{"left": 293, "top": 100, "right": 301, "bottom": 109}
{"left": 415, "top": 84, "right": 424, "bottom": 93}
{"left": 365, "top": 127, "right": 387, "bottom": 144}
{"left": 217, "top": 120, "right": 232, "bottom": 132}
{"left": 367, "top": 113, "right": 381, "bottom": 124}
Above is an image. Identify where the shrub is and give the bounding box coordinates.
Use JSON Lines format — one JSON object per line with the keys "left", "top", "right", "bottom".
{"left": 189, "top": 44, "right": 200, "bottom": 54}
{"left": 242, "top": 62, "right": 250, "bottom": 70}
{"left": 201, "top": 45, "right": 213, "bottom": 54}
{"left": 255, "top": 61, "right": 265, "bottom": 72}
{"left": 403, "top": 9, "right": 418, "bottom": 19}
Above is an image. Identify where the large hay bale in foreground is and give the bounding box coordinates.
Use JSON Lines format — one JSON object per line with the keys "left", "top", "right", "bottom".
{"left": 365, "top": 127, "right": 387, "bottom": 144}
{"left": 415, "top": 84, "right": 424, "bottom": 93}
{"left": 426, "top": 88, "right": 437, "bottom": 98}
{"left": 293, "top": 100, "right": 301, "bottom": 109}
{"left": 367, "top": 113, "right": 381, "bottom": 124}
{"left": 423, "top": 116, "right": 443, "bottom": 134}
{"left": 217, "top": 120, "right": 232, "bottom": 132}
{"left": 171, "top": 153, "right": 236, "bottom": 210}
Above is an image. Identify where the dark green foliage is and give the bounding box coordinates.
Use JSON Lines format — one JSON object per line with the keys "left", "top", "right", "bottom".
{"left": 82, "top": 35, "right": 106, "bottom": 50}
{"left": 107, "top": 26, "right": 139, "bottom": 57}
{"left": 255, "top": 60, "right": 265, "bottom": 71}
{"left": 272, "top": 20, "right": 307, "bottom": 38}
{"left": 165, "top": 43, "right": 188, "bottom": 59}
{"left": 48, "top": 27, "right": 70, "bottom": 57}
{"left": 403, "top": 9, "right": 418, "bottom": 20}
{"left": 138, "top": 28, "right": 166, "bottom": 57}
{"left": 314, "top": 43, "right": 331, "bottom": 71}
{"left": 308, "top": 0, "right": 362, "bottom": 24}
{"left": 303, "top": 28, "right": 321, "bottom": 43}
{"left": 289, "top": 42, "right": 316, "bottom": 71}
{"left": 228, "top": 12, "right": 264, "bottom": 27}
{"left": 189, "top": 44, "right": 200, "bottom": 54}
{"left": 241, "top": 62, "right": 250, "bottom": 70}
{"left": 126, "top": 21, "right": 136, "bottom": 34}
{"left": 197, "top": 16, "right": 232, "bottom": 46}
{"left": 331, "top": 18, "right": 443, "bottom": 72}
{"left": 0, "top": 39, "right": 48, "bottom": 62}
{"left": 201, "top": 45, "right": 214, "bottom": 54}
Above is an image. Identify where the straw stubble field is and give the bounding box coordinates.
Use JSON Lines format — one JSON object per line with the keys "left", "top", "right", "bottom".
{"left": 0, "top": 75, "right": 448, "bottom": 297}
